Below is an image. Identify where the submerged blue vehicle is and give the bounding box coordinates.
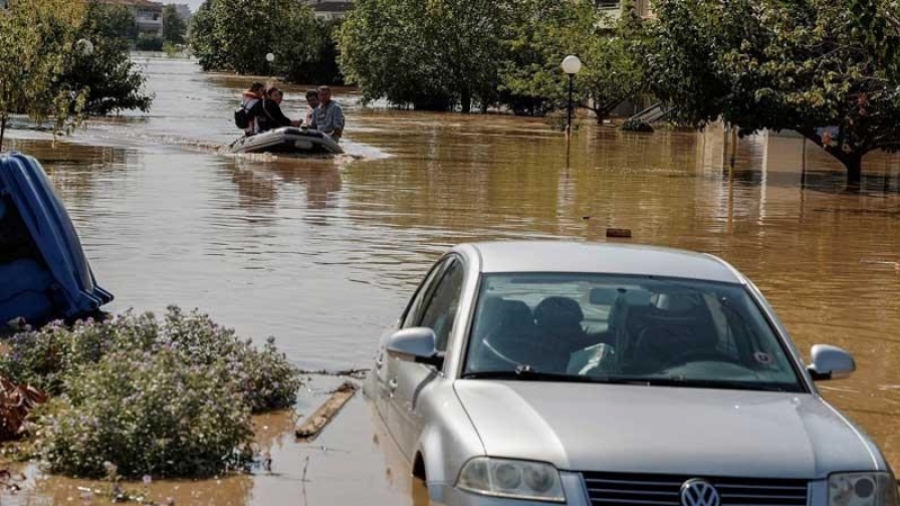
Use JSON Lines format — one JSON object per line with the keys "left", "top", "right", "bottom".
{"left": 0, "top": 152, "right": 113, "bottom": 327}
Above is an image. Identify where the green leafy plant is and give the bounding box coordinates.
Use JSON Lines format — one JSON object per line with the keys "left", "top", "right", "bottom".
{"left": 0, "top": 0, "right": 89, "bottom": 150}
{"left": 162, "top": 4, "right": 187, "bottom": 45}
{"left": 34, "top": 347, "right": 253, "bottom": 478}
{"left": 190, "top": 0, "right": 322, "bottom": 80}
{"left": 645, "top": 0, "right": 900, "bottom": 182}
{"left": 0, "top": 307, "right": 302, "bottom": 478}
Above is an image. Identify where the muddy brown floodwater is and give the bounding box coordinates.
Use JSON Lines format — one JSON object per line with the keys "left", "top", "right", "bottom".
{"left": 2, "top": 53, "right": 900, "bottom": 505}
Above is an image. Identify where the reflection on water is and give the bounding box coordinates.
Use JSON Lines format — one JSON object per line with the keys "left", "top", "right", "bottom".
{"left": 2, "top": 54, "right": 900, "bottom": 504}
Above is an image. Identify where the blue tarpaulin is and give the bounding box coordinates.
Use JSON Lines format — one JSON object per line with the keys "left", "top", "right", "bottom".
{"left": 0, "top": 152, "right": 113, "bottom": 326}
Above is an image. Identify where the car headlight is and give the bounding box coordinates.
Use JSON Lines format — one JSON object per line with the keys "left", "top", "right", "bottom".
{"left": 456, "top": 457, "right": 565, "bottom": 503}
{"left": 829, "top": 473, "right": 899, "bottom": 506}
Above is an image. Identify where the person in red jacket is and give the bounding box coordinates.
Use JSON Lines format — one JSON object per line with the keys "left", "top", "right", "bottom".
{"left": 240, "top": 82, "right": 265, "bottom": 136}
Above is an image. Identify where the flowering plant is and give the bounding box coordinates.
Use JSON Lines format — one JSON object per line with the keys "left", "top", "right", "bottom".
{"left": 0, "top": 306, "right": 301, "bottom": 478}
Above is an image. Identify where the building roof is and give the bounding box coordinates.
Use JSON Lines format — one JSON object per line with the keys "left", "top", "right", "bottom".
{"left": 313, "top": 1, "right": 354, "bottom": 13}
{"left": 94, "top": 0, "right": 163, "bottom": 10}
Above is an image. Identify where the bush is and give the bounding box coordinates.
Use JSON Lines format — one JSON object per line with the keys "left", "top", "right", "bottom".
{"left": 135, "top": 34, "right": 164, "bottom": 51}
{"left": 0, "top": 307, "right": 302, "bottom": 478}
{"left": 621, "top": 117, "right": 655, "bottom": 133}
{"left": 34, "top": 348, "right": 253, "bottom": 478}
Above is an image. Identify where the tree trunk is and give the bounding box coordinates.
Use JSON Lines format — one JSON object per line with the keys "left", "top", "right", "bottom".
{"left": 0, "top": 113, "right": 6, "bottom": 153}
{"left": 843, "top": 152, "right": 863, "bottom": 184}
{"left": 796, "top": 128, "right": 865, "bottom": 184}
{"left": 461, "top": 90, "right": 472, "bottom": 114}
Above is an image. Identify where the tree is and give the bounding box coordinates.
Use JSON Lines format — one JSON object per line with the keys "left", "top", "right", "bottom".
{"left": 190, "top": 0, "right": 321, "bottom": 79}
{"left": 62, "top": 1, "right": 153, "bottom": 115}
{"left": 577, "top": 11, "right": 646, "bottom": 123}
{"left": 162, "top": 4, "right": 186, "bottom": 45}
{"left": 0, "top": 0, "right": 89, "bottom": 151}
{"left": 284, "top": 19, "right": 345, "bottom": 85}
{"left": 338, "top": 0, "right": 511, "bottom": 111}
{"left": 88, "top": 1, "right": 138, "bottom": 41}
{"left": 499, "top": 0, "right": 645, "bottom": 121}
{"left": 646, "top": 0, "right": 900, "bottom": 182}
{"left": 189, "top": 1, "right": 227, "bottom": 72}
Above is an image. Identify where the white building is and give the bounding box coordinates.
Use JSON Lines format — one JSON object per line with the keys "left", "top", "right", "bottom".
{"left": 97, "top": 0, "right": 165, "bottom": 37}
{"left": 306, "top": 0, "right": 354, "bottom": 21}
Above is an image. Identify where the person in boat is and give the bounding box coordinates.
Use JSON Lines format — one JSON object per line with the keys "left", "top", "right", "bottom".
{"left": 251, "top": 87, "right": 300, "bottom": 133}
{"left": 309, "top": 86, "right": 344, "bottom": 142}
{"left": 239, "top": 82, "right": 264, "bottom": 136}
{"left": 302, "top": 89, "right": 320, "bottom": 127}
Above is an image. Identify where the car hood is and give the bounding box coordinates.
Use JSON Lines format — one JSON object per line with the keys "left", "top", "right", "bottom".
{"left": 453, "top": 381, "right": 883, "bottom": 478}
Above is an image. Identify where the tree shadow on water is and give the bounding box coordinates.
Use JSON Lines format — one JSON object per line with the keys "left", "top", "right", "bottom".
{"left": 722, "top": 166, "right": 900, "bottom": 197}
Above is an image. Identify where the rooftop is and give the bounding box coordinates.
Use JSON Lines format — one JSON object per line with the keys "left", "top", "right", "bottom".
{"left": 461, "top": 241, "right": 742, "bottom": 283}
{"left": 94, "top": 0, "right": 163, "bottom": 10}
{"left": 312, "top": 1, "right": 354, "bottom": 13}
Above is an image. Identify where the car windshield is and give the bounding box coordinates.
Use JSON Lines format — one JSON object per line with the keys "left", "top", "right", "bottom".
{"left": 462, "top": 273, "right": 805, "bottom": 393}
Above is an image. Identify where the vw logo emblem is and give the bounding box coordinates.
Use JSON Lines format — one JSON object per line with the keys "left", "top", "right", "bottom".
{"left": 680, "top": 479, "right": 721, "bottom": 506}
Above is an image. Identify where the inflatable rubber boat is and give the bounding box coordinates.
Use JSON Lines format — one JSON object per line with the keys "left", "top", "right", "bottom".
{"left": 0, "top": 152, "right": 113, "bottom": 327}
{"left": 229, "top": 127, "right": 343, "bottom": 155}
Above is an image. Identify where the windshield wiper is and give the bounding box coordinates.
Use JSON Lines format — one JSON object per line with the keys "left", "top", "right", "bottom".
{"left": 461, "top": 369, "right": 794, "bottom": 392}
{"left": 461, "top": 366, "right": 595, "bottom": 383}
{"left": 630, "top": 376, "right": 794, "bottom": 392}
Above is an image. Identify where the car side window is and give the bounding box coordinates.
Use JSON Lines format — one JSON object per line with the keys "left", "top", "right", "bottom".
{"left": 400, "top": 259, "right": 450, "bottom": 329}
{"left": 417, "top": 260, "right": 465, "bottom": 352}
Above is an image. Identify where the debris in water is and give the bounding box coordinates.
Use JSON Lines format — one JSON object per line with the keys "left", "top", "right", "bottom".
{"left": 0, "top": 376, "right": 47, "bottom": 441}
{"left": 295, "top": 381, "right": 358, "bottom": 440}
{"left": 296, "top": 368, "right": 369, "bottom": 379}
{"left": 606, "top": 227, "right": 633, "bottom": 238}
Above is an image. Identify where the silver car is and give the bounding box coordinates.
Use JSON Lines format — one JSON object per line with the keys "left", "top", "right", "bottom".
{"left": 365, "top": 241, "right": 897, "bottom": 506}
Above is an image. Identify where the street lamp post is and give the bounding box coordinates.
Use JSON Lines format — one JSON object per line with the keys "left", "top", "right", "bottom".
{"left": 266, "top": 52, "right": 275, "bottom": 78}
{"left": 561, "top": 55, "right": 582, "bottom": 136}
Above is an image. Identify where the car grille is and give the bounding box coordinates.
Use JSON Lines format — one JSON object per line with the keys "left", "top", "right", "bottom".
{"left": 581, "top": 472, "right": 809, "bottom": 506}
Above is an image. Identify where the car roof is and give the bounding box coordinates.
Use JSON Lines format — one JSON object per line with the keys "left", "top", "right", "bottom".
{"left": 457, "top": 241, "right": 744, "bottom": 284}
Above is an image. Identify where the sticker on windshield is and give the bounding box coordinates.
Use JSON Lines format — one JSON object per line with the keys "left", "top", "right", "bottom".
{"left": 753, "top": 351, "right": 774, "bottom": 365}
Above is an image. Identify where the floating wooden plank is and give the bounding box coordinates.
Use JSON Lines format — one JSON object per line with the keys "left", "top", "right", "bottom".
{"left": 606, "top": 227, "right": 633, "bottom": 238}
{"left": 295, "top": 381, "right": 358, "bottom": 440}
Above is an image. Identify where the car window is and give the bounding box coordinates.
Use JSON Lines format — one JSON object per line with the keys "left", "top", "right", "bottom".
{"left": 401, "top": 258, "right": 450, "bottom": 329}
{"left": 464, "top": 273, "right": 804, "bottom": 393}
{"left": 418, "top": 260, "right": 464, "bottom": 352}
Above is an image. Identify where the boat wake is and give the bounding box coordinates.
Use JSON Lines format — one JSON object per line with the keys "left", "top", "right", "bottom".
{"left": 71, "top": 120, "right": 391, "bottom": 162}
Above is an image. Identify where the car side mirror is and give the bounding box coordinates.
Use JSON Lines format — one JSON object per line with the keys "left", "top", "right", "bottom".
{"left": 387, "top": 327, "right": 443, "bottom": 368}
{"left": 808, "top": 344, "right": 855, "bottom": 381}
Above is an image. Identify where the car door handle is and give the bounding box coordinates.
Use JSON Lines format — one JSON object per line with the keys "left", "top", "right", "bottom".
{"left": 375, "top": 357, "right": 384, "bottom": 370}
{"left": 388, "top": 379, "right": 398, "bottom": 391}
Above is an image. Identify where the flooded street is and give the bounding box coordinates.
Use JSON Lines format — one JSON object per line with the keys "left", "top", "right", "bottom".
{"left": 3, "top": 53, "right": 900, "bottom": 504}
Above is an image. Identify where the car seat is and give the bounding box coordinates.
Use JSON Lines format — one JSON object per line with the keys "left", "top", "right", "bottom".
{"left": 622, "top": 294, "right": 720, "bottom": 374}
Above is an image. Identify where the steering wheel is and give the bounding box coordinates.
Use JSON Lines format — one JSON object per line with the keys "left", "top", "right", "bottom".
{"left": 659, "top": 349, "right": 744, "bottom": 370}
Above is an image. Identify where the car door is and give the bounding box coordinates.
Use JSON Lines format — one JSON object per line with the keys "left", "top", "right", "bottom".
{"left": 382, "top": 257, "right": 452, "bottom": 450}
{"left": 391, "top": 256, "right": 466, "bottom": 458}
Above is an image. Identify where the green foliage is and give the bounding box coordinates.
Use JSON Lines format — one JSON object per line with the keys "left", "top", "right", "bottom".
{"left": 86, "top": 1, "right": 138, "bottom": 41}
{"left": 190, "top": 0, "right": 321, "bottom": 79}
{"left": 339, "top": 0, "right": 512, "bottom": 111}
{"left": 499, "top": 0, "right": 645, "bottom": 121}
{"left": 189, "top": 1, "right": 227, "bottom": 71}
{"left": 162, "top": 4, "right": 186, "bottom": 45}
{"left": 34, "top": 347, "right": 253, "bottom": 478}
{"left": 135, "top": 34, "right": 164, "bottom": 51}
{"left": 284, "top": 20, "right": 345, "bottom": 85}
{"left": 646, "top": 0, "right": 900, "bottom": 179}
{"left": 0, "top": 0, "right": 89, "bottom": 150}
{"left": 339, "top": 0, "right": 645, "bottom": 117}
{"left": 63, "top": 1, "right": 153, "bottom": 115}
{"left": 0, "top": 307, "right": 302, "bottom": 478}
